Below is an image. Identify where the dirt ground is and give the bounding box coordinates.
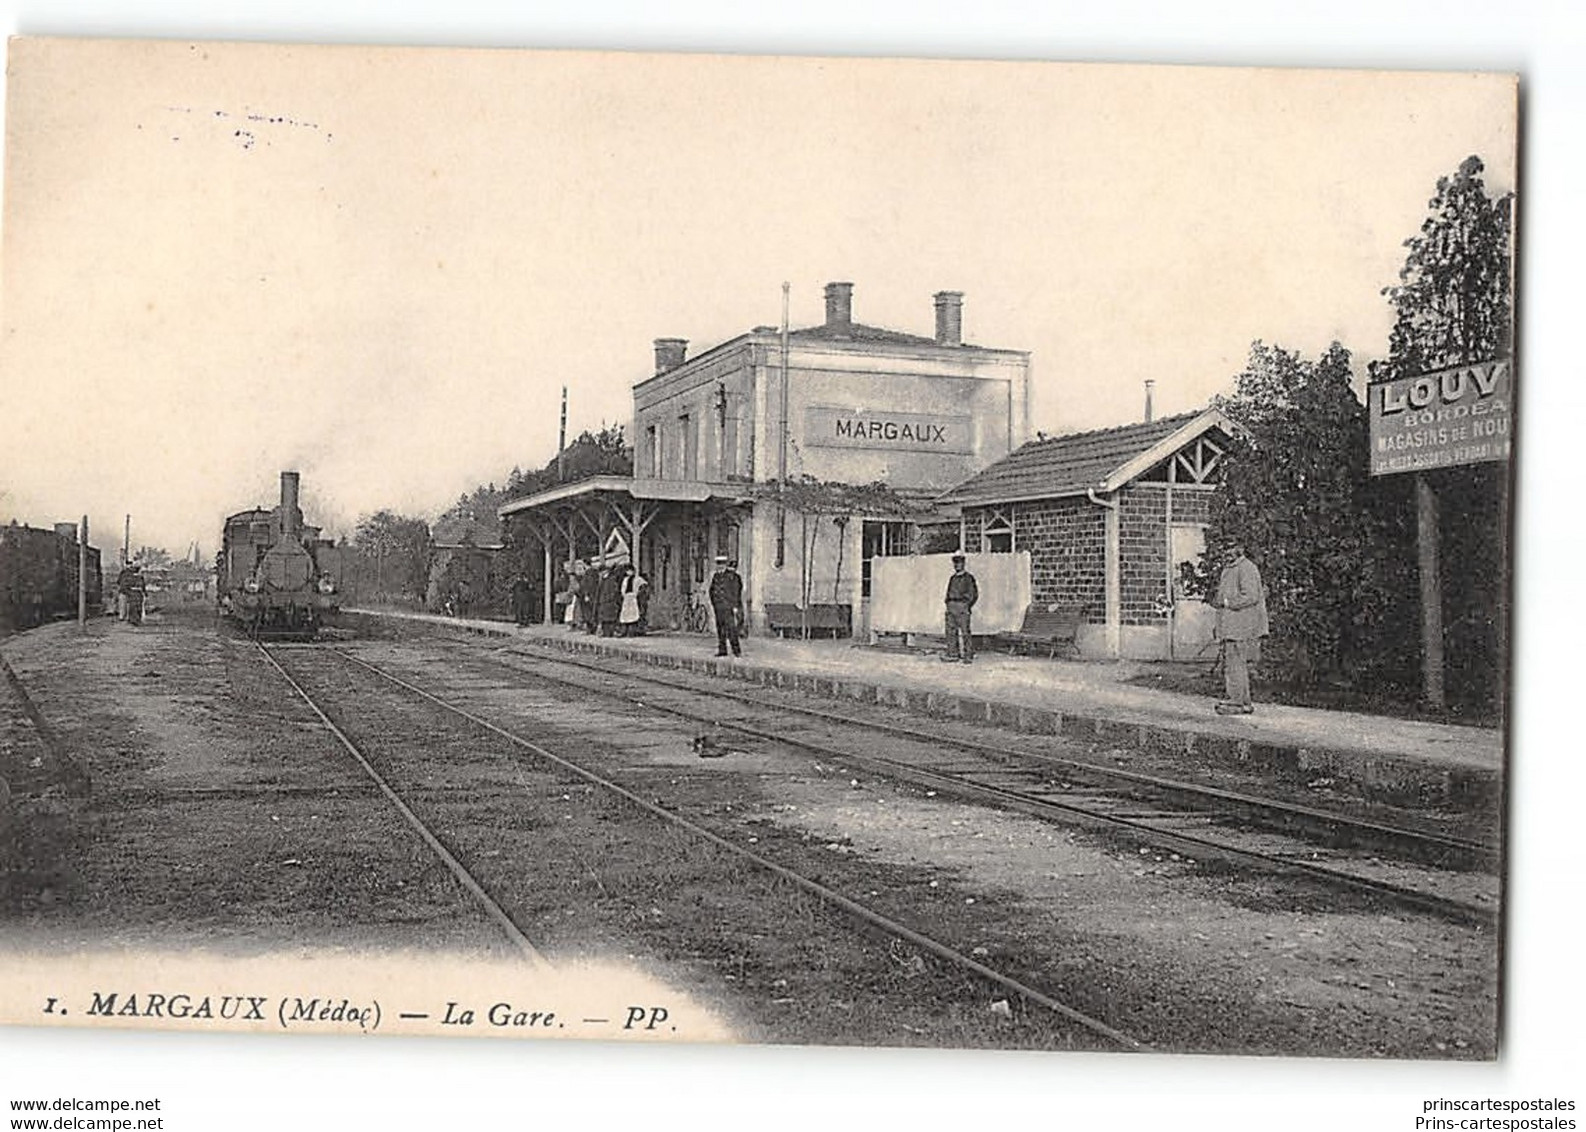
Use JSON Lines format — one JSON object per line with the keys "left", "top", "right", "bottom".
{"left": 0, "top": 613, "right": 511, "bottom": 954}
{"left": 0, "top": 614, "right": 1499, "bottom": 1057}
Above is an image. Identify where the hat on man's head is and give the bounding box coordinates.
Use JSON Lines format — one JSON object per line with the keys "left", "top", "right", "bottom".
{"left": 951, "top": 552, "right": 966, "bottom": 563}
{"left": 715, "top": 555, "right": 729, "bottom": 564}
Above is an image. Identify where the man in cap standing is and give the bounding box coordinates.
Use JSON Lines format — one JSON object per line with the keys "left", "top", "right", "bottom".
{"left": 1212, "top": 540, "right": 1268, "bottom": 714}
{"left": 942, "top": 552, "right": 978, "bottom": 664}
{"left": 707, "top": 555, "right": 744, "bottom": 657}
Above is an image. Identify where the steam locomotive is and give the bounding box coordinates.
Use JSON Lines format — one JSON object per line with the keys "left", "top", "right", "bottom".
{"left": 218, "top": 471, "right": 340, "bottom": 637}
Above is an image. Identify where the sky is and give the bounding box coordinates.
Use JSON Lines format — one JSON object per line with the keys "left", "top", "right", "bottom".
{"left": 0, "top": 39, "right": 1515, "bottom": 558}
{"left": 1, "top": 4, "right": 1583, "bottom": 1126}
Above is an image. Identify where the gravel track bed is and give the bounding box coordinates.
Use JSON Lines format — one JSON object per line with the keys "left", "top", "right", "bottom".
{"left": 341, "top": 635, "right": 1499, "bottom": 1057}
{"left": 0, "top": 619, "right": 1499, "bottom": 1056}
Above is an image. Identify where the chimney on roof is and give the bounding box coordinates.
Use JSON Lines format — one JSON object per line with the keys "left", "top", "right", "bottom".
{"left": 824, "top": 281, "right": 853, "bottom": 328}
{"left": 653, "top": 338, "right": 688, "bottom": 374}
{"left": 933, "top": 291, "right": 964, "bottom": 347}
{"left": 1144, "top": 380, "right": 1156, "bottom": 423}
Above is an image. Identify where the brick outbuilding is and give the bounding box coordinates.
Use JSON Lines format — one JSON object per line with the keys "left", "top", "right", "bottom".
{"left": 426, "top": 513, "right": 506, "bottom": 617}
{"left": 936, "top": 408, "right": 1239, "bottom": 659}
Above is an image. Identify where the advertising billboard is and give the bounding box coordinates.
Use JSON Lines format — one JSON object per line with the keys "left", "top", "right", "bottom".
{"left": 1368, "top": 360, "right": 1512, "bottom": 476}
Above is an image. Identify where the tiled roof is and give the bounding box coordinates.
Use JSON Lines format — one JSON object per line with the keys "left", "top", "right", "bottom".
{"left": 431, "top": 514, "right": 504, "bottom": 549}
{"left": 787, "top": 322, "right": 942, "bottom": 348}
{"left": 939, "top": 411, "right": 1217, "bottom": 506}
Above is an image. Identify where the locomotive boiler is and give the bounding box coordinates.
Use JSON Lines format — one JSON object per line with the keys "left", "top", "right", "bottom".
{"left": 218, "top": 471, "right": 340, "bottom": 637}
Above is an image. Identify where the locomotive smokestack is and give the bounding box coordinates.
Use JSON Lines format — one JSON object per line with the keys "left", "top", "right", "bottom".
{"left": 280, "top": 471, "right": 302, "bottom": 540}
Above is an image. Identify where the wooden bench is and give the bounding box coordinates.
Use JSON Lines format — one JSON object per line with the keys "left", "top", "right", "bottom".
{"left": 1001, "top": 604, "right": 1084, "bottom": 659}
{"left": 765, "top": 602, "right": 852, "bottom": 639}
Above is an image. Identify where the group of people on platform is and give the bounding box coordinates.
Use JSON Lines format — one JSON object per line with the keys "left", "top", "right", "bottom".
{"left": 550, "top": 554, "right": 746, "bottom": 657}
{"left": 534, "top": 542, "right": 1266, "bottom": 715}
{"left": 560, "top": 559, "right": 651, "bottom": 638}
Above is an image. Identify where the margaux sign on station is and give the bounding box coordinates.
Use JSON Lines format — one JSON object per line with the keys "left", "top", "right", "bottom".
{"left": 1368, "top": 359, "right": 1512, "bottom": 477}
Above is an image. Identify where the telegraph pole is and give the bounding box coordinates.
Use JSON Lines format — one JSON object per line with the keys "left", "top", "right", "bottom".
{"left": 1415, "top": 474, "right": 1445, "bottom": 708}
{"left": 558, "top": 386, "right": 568, "bottom": 482}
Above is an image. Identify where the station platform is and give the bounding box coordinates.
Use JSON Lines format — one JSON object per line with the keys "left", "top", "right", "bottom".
{"left": 345, "top": 610, "right": 1505, "bottom": 811}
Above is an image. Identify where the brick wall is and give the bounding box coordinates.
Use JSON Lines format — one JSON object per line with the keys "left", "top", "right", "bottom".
{"left": 1119, "top": 483, "right": 1214, "bottom": 626}
{"left": 1120, "top": 485, "right": 1168, "bottom": 626}
{"left": 968, "top": 485, "right": 1216, "bottom": 629}
{"left": 1000, "top": 499, "right": 1106, "bottom": 615}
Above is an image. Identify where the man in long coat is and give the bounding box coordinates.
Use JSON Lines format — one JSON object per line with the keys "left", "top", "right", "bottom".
{"left": 707, "top": 555, "right": 744, "bottom": 657}
{"left": 578, "top": 561, "right": 601, "bottom": 634}
{"left": 1212, "top": 541, "right": 1269, "bottom": 715}
{"left": 510, "top": 574, "right": 533, "bottom": 626}
{"left": 596, "top": 565, "right": 623, "bottom": 637}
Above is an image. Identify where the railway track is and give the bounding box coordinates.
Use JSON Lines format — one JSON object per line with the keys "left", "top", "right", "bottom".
{"left": 0, "top": 649, "right": 89, "bottom": 795}
{"left": 259, "top": 641, "right": 1146, "bottom": 1052}
{"left": 398, "top": 635, "right": 1500, "bottom": 930}
{"left": 256, "top": 644, "right": 554, "bottom": 969}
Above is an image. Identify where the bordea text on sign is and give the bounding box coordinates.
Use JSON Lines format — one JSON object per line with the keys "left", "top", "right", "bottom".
{"left": 805, "top": 406, "right": 974, "bottom": 454}
{"left": 1368, "top": 360, "right": 1512, "bottom": 476}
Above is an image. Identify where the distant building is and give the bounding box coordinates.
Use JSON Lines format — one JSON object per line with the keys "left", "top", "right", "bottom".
{"left": 936, "top": 408, "right": 1239, "bottom": 659}
{"left": 426, "top": 513, "right": 506, "bottom": 616}
{"left": 502, "top": 282, "right": 1032, "bottom": 636}
{"left": 1, "top": 520, "right": 103, "bottom": 628}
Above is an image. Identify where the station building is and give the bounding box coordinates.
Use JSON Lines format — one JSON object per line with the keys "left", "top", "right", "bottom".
{"left": 500, "top": 282, "right": 1032, "bottom": 636}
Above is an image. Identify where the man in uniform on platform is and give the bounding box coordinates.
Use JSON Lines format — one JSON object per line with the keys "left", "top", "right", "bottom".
{"left": 708, "top": 555, "right": 744, "bottom": 658}
{"left": 942, "top": 552, "right": 978, "bottom": 664}
{"left": 1212, "top": 540, "right": 1269, "bottom": 715}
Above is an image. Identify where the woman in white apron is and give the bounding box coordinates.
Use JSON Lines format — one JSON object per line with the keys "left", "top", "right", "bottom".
{"left": 618, "top": 564, "right": 644, "bottom": 636}
{"left": 563, "top": 563, "right": 583, "bottom": 628}
{"left": 615, "top": 564, "right": 647, "bottom": 634}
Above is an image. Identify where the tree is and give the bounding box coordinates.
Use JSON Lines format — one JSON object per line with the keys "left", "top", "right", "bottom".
{"left": 1374, "top": 155, "right": 1513, "bottom": 384}
{"left": 131, "top": 546, "right": 173, "bottom": 569}
{"left": 352, "top": 510, "right": 431, "bottom": 603}
{"left": 439, "top": 482, "right": 508, "bottom": 533}
{"left": 551, "top": 424, "right": 633, "bottom": 485}
{"left": 1188, "top": 341, "right": 1418, "bottom": 687}
{"left": 1370, "top": 154, "right": 1514, "bottom": 714}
